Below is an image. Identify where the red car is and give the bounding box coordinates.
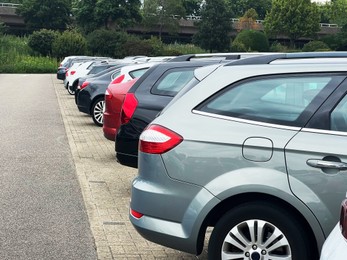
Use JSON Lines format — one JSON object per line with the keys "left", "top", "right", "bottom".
{"left": 103, "top": 78, "right": 139, "bottom": 141}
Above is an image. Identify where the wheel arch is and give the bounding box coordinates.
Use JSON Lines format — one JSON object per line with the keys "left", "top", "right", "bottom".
{"left": 89, "top": 94, "right": 105, "bottom": 115}
{"left": 196, "top": 192, "right": 321, "bottom": 257}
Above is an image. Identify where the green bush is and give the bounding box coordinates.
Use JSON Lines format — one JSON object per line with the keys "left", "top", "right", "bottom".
{"left": 233, "top": 30, "right": 269, "bottom": 52}
{"left": 28, "top": 29, "right": 59, "bottom": 56}
{"left": 86, "top": 29, "right": 128, "bottom": 58}
{"left": 143, "top": 37, "right": 164, "bottom": 56}
{"left": 163, "top": 43, "right": 205, "bottom": 55}
{"left": 230, "top": 41, "right": 247, "bottom": 52}
{"left": 302, "top": 40, "right": 331, "bottom": 52}
{"left": 0, "top": 34, "right": 58, "bottom": 73}
{"left": 269, "top": 41, "right": 289, "bottom": 52}
{"left": 122, "top": 36, "right": 154, "bottom": 57}
{"left": 52, "top": 30, "right": 88, "bottom": 59}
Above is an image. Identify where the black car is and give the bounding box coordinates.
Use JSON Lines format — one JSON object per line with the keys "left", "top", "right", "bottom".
{"left": 115, "top": 59, "right": 228, "bottom": 168}
{"left": 76, "top": 66, "right": 127, "bottom": 126}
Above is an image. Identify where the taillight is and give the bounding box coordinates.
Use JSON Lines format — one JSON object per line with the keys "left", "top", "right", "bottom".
{"left": 120, "top": 93, "right": 138, "bottom": 124}
{"left": 70, "top": 70, "right": 76, "bottom": 75}
{"left": 66, "top": 70, "right": 69, "bottom": 76}
{"left": 110, "top": 74, "right": 125, "bottom": 84}
{"left": 139, "top": 125, "right": 183, "bottom": 154}
{"left": 340, "top": 199, "right": 347, "bottom": 239}
{"left": 130, "top": 208, "right": 143, "bottom": 219}
{"left": 105, "top": 89, "right": 112, "bottom": 100}
{"left": 79, "top": 81, "right": 90, "bottom": 90}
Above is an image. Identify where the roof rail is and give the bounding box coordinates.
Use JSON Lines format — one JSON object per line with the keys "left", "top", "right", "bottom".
{"left": 225, "top": 52, "right": 347, "bottom": 66}
{"left": 169, "top": 53, "right": 242, "bottom": 62}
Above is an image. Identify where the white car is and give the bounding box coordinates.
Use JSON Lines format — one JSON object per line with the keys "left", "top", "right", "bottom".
{"left": 65, "top": 60, "right": 109, "bottom": 95}
{"left": 320, "top": 198, "right": 347, "bottom": 259}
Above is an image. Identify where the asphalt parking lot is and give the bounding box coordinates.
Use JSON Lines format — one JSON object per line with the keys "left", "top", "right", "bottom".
{"left": 53, "top": 75, "right": 208, "bottom": 259}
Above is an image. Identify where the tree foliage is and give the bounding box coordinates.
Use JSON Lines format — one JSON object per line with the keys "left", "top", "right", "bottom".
{"left": 193, "top": 0, "right": 232, "bottom": 52}
{"left": 28, "top": 29, "right": 59, "bottom": 56}
{"left": 17, "top": 0, "right": 71, "bottom": 30}
{"left": 227, "top": 0, "right": 272, "bottom": 20}
{"left": 235, "top": 8, "right": 262, "bottom": 31}
{"left": 72, "top": 0, "right": 142, "bottom": 32}
{"left": 183, "top": 0, "right": 203, "bottom": 16}
{"left": 142, "top": 0, "right": 186, "bottom": 39}
{"left": 52, "top": 30, "right": 87, "bottom": 58}
{"left": 86, "top": 29, "right": 127, "bottom": 57}
{"left": 232, "top": 30, "right": 269, "bottom": 51}
{"left": 72, "top": 0, "right": 99, "bottom": 33}
{"left": 264, "top": 0, "right": 320, "bottom": 47}
{"left": 324, "top": 0, "right": 347, "bottom": 26}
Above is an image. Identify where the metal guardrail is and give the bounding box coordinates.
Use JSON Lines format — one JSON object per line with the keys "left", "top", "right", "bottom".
{"left": 0, "top": 4, "right": 341, "bottom": 29}
{"left": 187, "top": 15, "right": 340, "bottom": 28}
{"left": 0, "top": 3, "right": 20, "bottom": 7}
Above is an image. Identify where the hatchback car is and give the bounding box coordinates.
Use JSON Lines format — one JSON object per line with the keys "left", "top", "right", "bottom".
{"left": 129, "top": 58, "right": 347, "bottom": 259}
{"left": 103, "top": 78, "right": 139, "bottom": 141}
{"left": 77, "top": 63, "right": 156, "bottom": 126}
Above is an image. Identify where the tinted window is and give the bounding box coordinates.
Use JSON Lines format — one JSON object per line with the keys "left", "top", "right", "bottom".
{"left": 198, "top": 75, "right": 333, "bottom": 127}
{"left": 331, "top": 94, "right": 347, "bottom": 132}
{"left": 152, "top": 68, "right": 196, "bottom": 96}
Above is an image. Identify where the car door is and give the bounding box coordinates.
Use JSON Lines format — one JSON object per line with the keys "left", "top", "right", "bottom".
{"left": 285, "top": 74, "right": 347, "bottom": 237}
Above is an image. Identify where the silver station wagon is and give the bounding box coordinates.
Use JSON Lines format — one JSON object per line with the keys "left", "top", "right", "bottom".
{"left": 129, "top": 54, "right": 347, "bottom": 260}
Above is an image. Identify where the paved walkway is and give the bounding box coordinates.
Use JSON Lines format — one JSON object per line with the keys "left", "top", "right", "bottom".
{"left": 52, "top": 76, "right": 208, "bottom": 259}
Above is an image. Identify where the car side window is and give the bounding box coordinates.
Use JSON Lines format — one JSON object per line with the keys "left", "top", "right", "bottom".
{"left": 331, "top": 95, "right": 347, "bottom": 132}
{"left": 197, "top": 75, "right": 333, "bottom": 127}
{"left": 111, "top": 70, "right": 121, "bottom": 80}
{"left": 152, "top": 68, "right": 196, "bottom": 96}
{"left": 130, "top": 68, "right": 148, "bottom": 79}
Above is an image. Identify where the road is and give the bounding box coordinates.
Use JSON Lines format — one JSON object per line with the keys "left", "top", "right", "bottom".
{"left": 0, "top": 74, "right": 96, "bottom": 259}
{"left": 0, "top": 74, "right": 208, "bottom": 259}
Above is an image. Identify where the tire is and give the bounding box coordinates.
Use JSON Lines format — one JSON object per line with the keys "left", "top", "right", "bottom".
{"left": 67, "top": 84, "right": 75, "bottom": 95}
{"left": 208, "top": 201, "right": 316, "bottom": 260}
{"left": 91, "top": 98, "right": 104, "bottom": 127}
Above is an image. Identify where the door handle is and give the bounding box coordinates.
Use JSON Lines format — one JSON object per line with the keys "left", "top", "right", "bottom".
{"left": 306, "top": 159, "right": 347, "bottom": 170}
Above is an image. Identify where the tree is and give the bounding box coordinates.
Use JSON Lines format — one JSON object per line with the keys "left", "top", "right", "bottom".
{"left": 193, "top": 0, "right": 233, "bottom": 52}
{"left": 227, "top": 0, "right": 272, "bottom": 20}
{"left": 94, "top": 0, "right": 142, "bottom": 30}
{"left": 325, "top": 0, "right": 347, "bottom": 26}
{"left": 142, "top": 0, "right": 186, "bottom": 39}
{"left": 72, "top": 0, "right": 99, "bottom": 33}
{"left": 264, "top": 0, "right": 320, "bottom": 47}
{"left": 235, "top": 8, "right": 262, "bottom": 31}
{"left": 72, "top": 0, "right": 142, "bottom": 32}
{"left": 183, "top": 0, "right": 203, "bottom": 16}
{"left": 17, "top": 0, "right": 71, "bottom": 30}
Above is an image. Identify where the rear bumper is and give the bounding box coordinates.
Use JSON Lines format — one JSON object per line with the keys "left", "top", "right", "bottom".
{"left": 103, "top": 112, "right": 118, "bottom": 141}
{"left": 130, "top": 152, "right": 219, "bottom": 254}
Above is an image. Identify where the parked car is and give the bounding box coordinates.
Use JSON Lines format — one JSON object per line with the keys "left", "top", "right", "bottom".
{"left": 103, "top": 78, "right": 139, "bottom": 141}
{"left": 320, "top": 198, "right": 347, "bottom": 259}
{"left": 58, "top": 56, "right": 100, "bottom": 81}
{"left": 115, "top": 53, "right": 267, "bottom": 168}
{"left": 65, "top": 59, "right": 116, "bottom": 95}
{"left": 77, "top": 63, "right": 156, "bottom": 126}
{"left": 129, "top": 55, "right": 347, "bottom": 259}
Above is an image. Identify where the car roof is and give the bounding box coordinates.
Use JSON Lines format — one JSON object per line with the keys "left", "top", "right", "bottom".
{"left": 128, "top": 60, "right": 223, "bottom": 93}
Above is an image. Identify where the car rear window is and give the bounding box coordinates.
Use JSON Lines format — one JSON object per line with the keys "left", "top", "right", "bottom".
{"left": 152, "top": 67, "right": 196, "bottom": 97}
{"left": 197, "top": 75, "right": 335, "bottom": 127}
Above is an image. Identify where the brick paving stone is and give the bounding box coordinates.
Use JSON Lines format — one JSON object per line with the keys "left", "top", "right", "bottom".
{"left": 52, "top": 75, "right": 208, "bottom": 259}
